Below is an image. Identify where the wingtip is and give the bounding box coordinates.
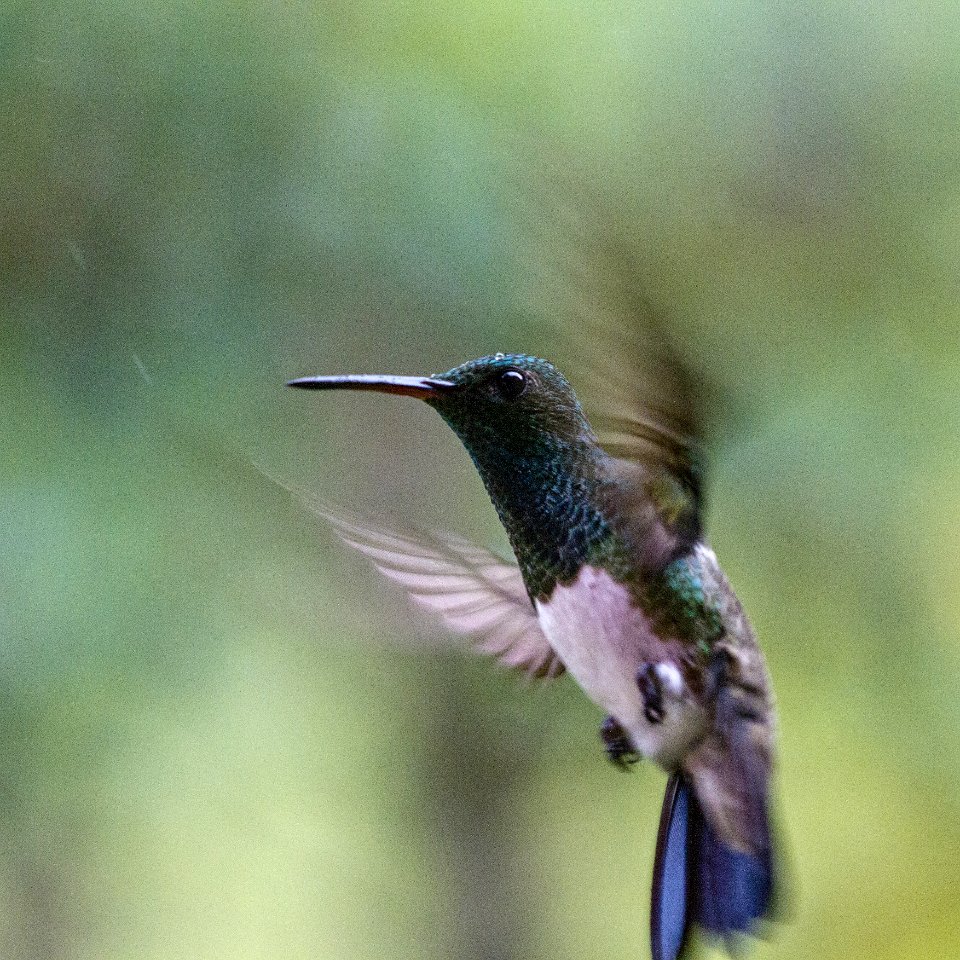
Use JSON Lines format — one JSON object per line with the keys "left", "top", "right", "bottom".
{"left": 266, "top": 488, "right": 563, "bottom": 679}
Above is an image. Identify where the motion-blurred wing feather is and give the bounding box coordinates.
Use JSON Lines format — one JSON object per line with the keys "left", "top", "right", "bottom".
{"left": 541, "top": 222, "right": 714, "bottom": 566}
{"left": 296, "top": 495, "right": 564, "bottom": 679}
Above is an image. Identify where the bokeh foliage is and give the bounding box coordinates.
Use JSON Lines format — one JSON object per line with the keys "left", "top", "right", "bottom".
{"left": 3, "top": 1, "right": 960, "bottom": 958}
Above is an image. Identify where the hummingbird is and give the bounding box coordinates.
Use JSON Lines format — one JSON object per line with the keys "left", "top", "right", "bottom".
{"left": 287, "top": 348, "right": 776, "bottom": 960}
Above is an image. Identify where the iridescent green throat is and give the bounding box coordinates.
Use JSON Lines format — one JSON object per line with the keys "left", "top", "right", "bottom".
{"left": 465, "top": 433, "right": 620, "bottom": 601}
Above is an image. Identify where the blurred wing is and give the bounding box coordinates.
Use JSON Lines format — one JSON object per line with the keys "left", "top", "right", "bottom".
{"left": 294, "top": 493, "right": 564, "bottom": 679}
{"left": 589, "top": 316, "right": 707, "bottom": 567}
{"left": 538, "top": 217, "right": 713, "bottom": 567}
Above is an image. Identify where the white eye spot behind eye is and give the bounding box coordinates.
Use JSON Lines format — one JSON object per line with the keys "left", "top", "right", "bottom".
{"left": 494, "top": 352, "right": 505, "bottom": 360}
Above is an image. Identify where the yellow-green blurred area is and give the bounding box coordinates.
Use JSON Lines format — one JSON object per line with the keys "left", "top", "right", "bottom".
{"left": 4, "top": 1, "right": 960, "bottom": 958}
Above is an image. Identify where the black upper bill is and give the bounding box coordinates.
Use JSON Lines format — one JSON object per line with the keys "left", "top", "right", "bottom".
{"left": 286, "top": 374, "right": 455, "bottom": 398}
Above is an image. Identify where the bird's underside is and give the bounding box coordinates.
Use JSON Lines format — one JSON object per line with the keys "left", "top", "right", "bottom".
{"left": 534, "top": 560, "right": 710, "bottom": 768}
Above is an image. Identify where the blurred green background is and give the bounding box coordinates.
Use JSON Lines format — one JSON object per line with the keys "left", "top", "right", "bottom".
{"left": 4, "top": 1, "right": 960, "bottom": 958}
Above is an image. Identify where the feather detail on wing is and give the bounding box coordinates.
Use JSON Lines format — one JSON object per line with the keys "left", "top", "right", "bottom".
{"left": 567, "top": 242, "right": 708, "bottom": 560}
{"left": 530, "top": 210, "right": 719, "bottom": 569}
{"left": 287, "top": 488, "right": 564, "bottom": 679}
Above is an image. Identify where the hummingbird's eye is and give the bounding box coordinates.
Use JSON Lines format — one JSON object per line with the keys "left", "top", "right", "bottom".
{"left": 495, "top": 369, "right": 527, "bottom": 400}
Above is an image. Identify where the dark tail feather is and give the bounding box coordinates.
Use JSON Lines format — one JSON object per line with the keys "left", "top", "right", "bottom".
{"left": 650, "top": 774, "right": 692, "bottom": 960}
{"left": 651, "top": 773, "right": 774, "bottom": 960}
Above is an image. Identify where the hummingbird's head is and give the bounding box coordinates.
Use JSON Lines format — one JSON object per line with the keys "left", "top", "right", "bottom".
{"left": 424, "top": 353, "right": 594, "bottom": 460}
{"left": 288, "top": 353, "right": 595, "bottom": 464}
{"left": 288, "top": 354, "right": 608, "bottom": 589}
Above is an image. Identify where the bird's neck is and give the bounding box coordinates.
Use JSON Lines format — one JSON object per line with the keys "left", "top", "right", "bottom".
{"left": 467, "top": 439, "right": 625, "bottom": 601}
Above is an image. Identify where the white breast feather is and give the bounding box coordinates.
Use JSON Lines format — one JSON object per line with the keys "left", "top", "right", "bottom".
{"left": 535, "top": 566, "right": 706, "bottom": 766}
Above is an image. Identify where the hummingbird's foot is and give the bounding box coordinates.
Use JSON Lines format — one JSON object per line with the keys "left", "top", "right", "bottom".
{"left": 636, "top": 662, "right": 665, "bottom": 724}
{"left": 599, "top": 715, "right": 640, "bottom": 769}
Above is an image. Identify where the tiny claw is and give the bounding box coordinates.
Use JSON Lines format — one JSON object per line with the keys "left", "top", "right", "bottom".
{"left": 637, "top": 663, "right": 665, "bottom": 725}
{"left": 599, "top": 715, "right": 640, "bottom": 770}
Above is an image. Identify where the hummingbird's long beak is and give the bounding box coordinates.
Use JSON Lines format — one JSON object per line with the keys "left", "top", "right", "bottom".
{"left": 286, "top": 374, "right": 455, "bottom": 398}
